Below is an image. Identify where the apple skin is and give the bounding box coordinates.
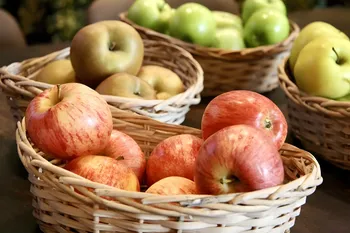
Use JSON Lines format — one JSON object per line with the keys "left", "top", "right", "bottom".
{"left": 168, "top": 3, "right": 216, "bottom": 47}
{"left": 212, "top": 28, "right": 245, "bottom": 50}
{"left": 25, "top": 83, "right": 113, "bottom": 160}
{"left": 70, "top": 20, "right": 144, "bottom": 88}
{"left": 35, "top": 59, "right": 76, "bottom": 84}
{"left": 195, "top": 125, "right": 285, "bottom": 195}
{"left": 95, "top": 72, "right": 157, "bottom": 100}
{"left": 213, "top": 11, "right": 243, "bottom": 33}
{"left": 145, "top": 176, "right": 197, "bottom": 195}
{"left": 294, "top": 37, "right": 350, "bottom": 99}
{"left": 241, "top": 0, "right": 286, "bottom": 23}
{"left": 103, "top": 129, "right": 146, "bottom": 182}
{"left": 146, "top": 134, "right": 203, "bottom": 186}
{"left": 243, "top": 8, "right": 290, "bottom": 47}
{"left": 289, "top": 21, "right": 349, "bottom": 71}
{"left": 201, "top": 90, "right": 287, "bottom": 149}
{"left": 65, "top": 155, "right": 140, "bottom": 192}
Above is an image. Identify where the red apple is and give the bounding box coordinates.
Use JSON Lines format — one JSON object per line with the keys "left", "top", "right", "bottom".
{"left": 146, "top": 134, "right": 203, "bottom": 186}
{"left": 195, "top": 124, "right": 284, "bottom": 195}
{"left": 102, "top": 129, "right": 146, "bottom": 181}
{"left": 145, "top": 176, "right": 197, "bottom": 195}
{"left": 65, "top": 155, "right": 140, "bottom": 192}
{"left": 25, "top": 83, "right": 113, "bottom": 160}
{"left": 201, "top": 90, "right": 287, "bottom": 149}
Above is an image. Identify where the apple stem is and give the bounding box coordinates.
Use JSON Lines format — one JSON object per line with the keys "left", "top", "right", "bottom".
{"left": 264, "top": 119, "right": 272, "bottom": 129}
{"left": 57, "top": 84, "right": 61, "bottom": 101}
{"left": 109, "top": 42, "right": 117, "bottom": 51}
{"left": 332, "top": 47, "right": 342, "bottom": 65}
{"left": 220, "top": 177, "right": 235, "bottom": 184}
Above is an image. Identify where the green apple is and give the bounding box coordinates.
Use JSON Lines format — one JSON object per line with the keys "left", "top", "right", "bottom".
{"left": 336, "top": 94, "right": 350, "bottom": 101}
{"left": 168, "top": 3, "right": 216, "bottom": 47}
{"left": 294, "top": 37, "right": 350, "bottom": 99}
{"left": 35, "top": 59, "right": 76, "bottom": 84}
{"left": 212, "top": 28, "right": 245, "bottom": 50}
{"left": 157, "top": 8, "right": 176, "bottom": 33}
{"left": 241, "top": 0, "right": 287, "bottom": 23}
{"left": 127, "top": 0, "right": 173, "bottom": 32}
{"left": 289, "top": 21, "right": 349, "bottom": 71}
{"left": 213, "top": 11, "right": 243, "bottom": 33}
{"left": 243, "top": 8, "right": 290, "bottom": 47}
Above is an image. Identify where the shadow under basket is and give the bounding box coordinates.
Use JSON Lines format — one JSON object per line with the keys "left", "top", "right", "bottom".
{"left": 16, "top": 105, "right": 322, "bottom": 233}
{"left": 0, "top": 40, "right": 204, "bottom": 125}
{"left": 279, "top": 57, "right": 350, "bottom": 170}
{"left": 120, "top": 12, "right": 300, "bottom": 97}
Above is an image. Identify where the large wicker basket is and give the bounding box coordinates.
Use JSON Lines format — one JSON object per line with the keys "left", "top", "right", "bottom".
{"left": 16, "top": 103, "right": 322, "bottom": 233}
{"left": 0, "top": 40, "right": 203, "bottom": 125}
{"left": 279, "top": 57, "right": 350, "bottom": 170}
{"left": 119, "top": 12, "right": 300, "bottom": 97}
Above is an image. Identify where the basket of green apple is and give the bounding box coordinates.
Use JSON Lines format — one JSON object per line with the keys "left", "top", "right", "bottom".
{"left": 16, "top": 82, "right": 322, "bottom": 233}
{"left": 119, "top": 0, "right": 300, "bottom": 97}
{"left": 0, "top": 20, "right": 204, "bottom": 125}
{"left": 279, "top": 21, "right": 350, "bottom": 170}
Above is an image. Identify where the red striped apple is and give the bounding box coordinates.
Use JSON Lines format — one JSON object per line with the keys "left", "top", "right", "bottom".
{"left": 145, "top": 176, "right": 197, "bottom": 195}
{"left": 201, "top": 90, "right": 287, "bottom": 149}
{"left": 146, "top": 134, "right": 203, "bottom": 186}
{"left": 195, "top": 125, "right": 285, "bottom": 195}
{"left": 103, "top": 129, "right": 146, "bottom": 181}
{"left": 25, "top": 83, "right": 113, "bottom": 160}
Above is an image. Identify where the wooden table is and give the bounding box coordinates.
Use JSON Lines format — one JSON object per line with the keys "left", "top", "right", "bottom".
{"left": 0, "top": 43, "right": 349, "bottom": 233}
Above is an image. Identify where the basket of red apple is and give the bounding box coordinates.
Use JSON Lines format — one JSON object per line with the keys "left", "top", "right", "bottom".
{"left": 0, "top": 20, "right": 203, "bottom": 125}
{"left": 119, "top": 0, "right": 299, "bottom": 97}
{"left": 279, "top": 21, "right": 350, "bottom": 170}
{"left": 16, "top": 82, "right": 322, "bottom": 233}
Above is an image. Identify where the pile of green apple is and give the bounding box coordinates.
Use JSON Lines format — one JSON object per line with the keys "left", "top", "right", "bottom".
{"left": 288, "top": 21, "right": 350, "bottom": 101}
{"left": 35, "top": 20, "right": 185, "bottom": 101}
{"left": 127, "top": 0, "right": 291, "bottom": 50}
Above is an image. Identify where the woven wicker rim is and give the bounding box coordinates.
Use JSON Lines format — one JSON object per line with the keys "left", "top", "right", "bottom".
{"left": 278, "top": 57, "right": 350, "bottom": 118}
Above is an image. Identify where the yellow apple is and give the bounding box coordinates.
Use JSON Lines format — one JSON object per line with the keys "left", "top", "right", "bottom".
{"left": 35, "top": 59, "right": 76, "bottom": 84}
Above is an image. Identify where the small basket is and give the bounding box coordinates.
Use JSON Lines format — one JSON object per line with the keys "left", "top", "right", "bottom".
{"left": 119, "top": 12, "right": 300, "bottom": 97}
{"left": 279, "top": 57, "right": 350, "bottom": 170}
{"left": 0, "top": 40, "right": 204, "bottom": 125}
{"left": 16, "top": 104, "right": 322, "bottom": 233}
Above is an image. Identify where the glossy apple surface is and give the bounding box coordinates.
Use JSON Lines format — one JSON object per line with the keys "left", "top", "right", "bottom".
{"left": 201, "top": 90, "right": 287, "bottom": 149}
{"left": 35, "top": 59, "right": 76, "bottom": 84}
{"left": 241, "top": 0, "right": 286, "bottom": 23}
{"left": 146, "top": 134, "right": 203, "bottom": 186}
{"left": 25, "top": 83, "right": 113, "bottom": 160}
{"left": 212, "top": 28, "right": 245, "bottom": 50}
{"left": 145, "top": 176, "right": 197, "bottom": 195}
{"left": 195, "top": 125, "right": 285, "bottom": 195}
{"left": 213, "top": 11, "right": 243, "bottom": 33}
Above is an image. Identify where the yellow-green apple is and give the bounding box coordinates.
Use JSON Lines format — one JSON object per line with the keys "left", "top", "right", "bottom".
{"left": 294, "top": 37, "right": 350, "bottom": 99}
{"left": 168, "top": 3, "right": 216, "bottom": 47}
{"left": 241, "top": 0, "right": 286, "bottom": 23}
{"left": 102, "top": 129, "right": 146, "bottom": 181}
{"left": 213, "top": 11, "right": 243, "bottom": 33}
{"left": 201, "top": 90, "right": 287, "bottom": 149}
{"left": 145, "top": 176, "right": 197, "bottom": 195}
{"left": 195, "top": 125, "right": 285, "bottom": 195}
{"left": 35, "top": 59, "right": 76, "bottom": 84}
{"left": 70, "top": 20, "right": 144, "bottom": 88}
{"left": 289, "top": 21, "right": 349, "bottom": 71}
{"left": 65, "top": 155, "right": 140, "bottom": 192}
{"left": 25, "top": 83, "right": 113, "bottom": 160}
{"left": 243, "top": 8, "right": 290, "bottom": 47}
{"left": 336, "top": 94, "right": 350, "bottom": 101}
{"left": 146, "top": 134, "right": 203, "bottom": 186}
{"left": 95, "top": 73, "right": 157, "bottom": 100}
{"left": 212, "top": 28, "right": 245, "bottom": 50}
{"left": 137, "top": 65, "right": 185, "bottom": 99}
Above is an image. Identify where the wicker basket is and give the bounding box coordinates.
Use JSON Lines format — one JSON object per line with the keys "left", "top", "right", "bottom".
{"left": 0, "top": 40, "right": 204, "bottom": 125}
{"left": 119, "top": 12, "right": 300, "bottom": 97}
{"left": 16, "top": 104, "right": 322, "bottom": 233}
{"left": 279, "top": 57, "right": 350, "bottom": 170}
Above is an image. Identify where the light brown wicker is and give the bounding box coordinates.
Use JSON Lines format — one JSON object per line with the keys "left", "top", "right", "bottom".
{"left": 0, "top": 40, "right": 204, "bottom": 125}
{"left": 16, "top": 104, "right": 322, "bottom": 233}
{"left": 119, "top": 12, "right": 300, "bottom": 97}
{"left": 279, "top": 57, "right": 350, "bottom": 170}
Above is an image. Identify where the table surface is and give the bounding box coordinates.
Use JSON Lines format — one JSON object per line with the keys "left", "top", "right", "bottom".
{"left": 0, "top": 41, "right": 350, "bottom": 233}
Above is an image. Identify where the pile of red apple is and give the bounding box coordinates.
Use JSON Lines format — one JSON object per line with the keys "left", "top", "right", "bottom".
{"left": 127, "top": 0, "right": 291, "bottom": 50}
{"left": 25, "top": 82, "right": 288, "bottom": 196}
{"left": 35, "top": 20, "right": 185, "bottom": 101}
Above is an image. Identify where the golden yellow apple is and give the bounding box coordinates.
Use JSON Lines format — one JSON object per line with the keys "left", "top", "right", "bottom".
{"left": 35, "top": 59, "right": 76, "bottom": 84}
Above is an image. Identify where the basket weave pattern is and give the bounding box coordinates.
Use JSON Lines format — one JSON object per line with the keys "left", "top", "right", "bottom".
{"left": 119, "top": 12, "right": 300, "bottom": 96}
{"left": 279, "top": 57, "right": 350, "bottom": 170}
{"left": 0, "top": 40, "right": 204, "bottom": 125}
{"left": 16, "top": 105, "right": 322, "bottom": 233}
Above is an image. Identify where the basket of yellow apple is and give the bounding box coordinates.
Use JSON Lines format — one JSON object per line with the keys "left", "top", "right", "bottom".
{"left": 119, "top": 0, "right": 299, "bottom": 96}
{"left": 0, "top": 20, "right": 203, "bottom": 125}
{"left": 16, "top": 82, "right": 322, "bottom": 233}
{"left": 279, "top": 21, "right": 350, "bottom": 170}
